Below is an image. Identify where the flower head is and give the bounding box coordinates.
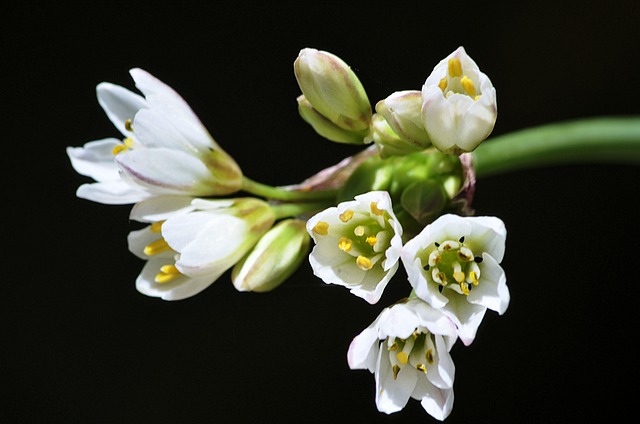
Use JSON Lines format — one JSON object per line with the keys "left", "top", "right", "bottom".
{"left": 374, "top": 90, "right": 432, "bottom": 154}
{"left": 128, "top": 196, "right": 275, "bottom": 300}
{"left": 422, "top": 47, "right": 497, "bottom": 154}
{"left": 402, "top": 214, "right": 509, "bottom": 345}
{"left": 348, "top": 298, "right": 457, "bottom": 420}
{"left": 67, "top": 68, "right": 242, "bottom": 204}
{"left": 306, "top": 191, "right": 403, "bottom": 304}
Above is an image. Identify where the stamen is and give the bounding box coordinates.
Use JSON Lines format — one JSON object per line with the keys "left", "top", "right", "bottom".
{"left": 124, "top": 119, "right": 134, "bottom": 132}
{"left": 144, "top": 238, "right": 171, "bottom": 256}
{"left": 448, "top": 57, "right": 463, "bottom": 78}
{"left": 469, "top": 271, "right": 479, "bottom": 286}
{"left": 123, "top": 137, "right": 135, "bottom": 148}
{"left": 338, "top": 237, "right": 353, "bottom": 252}
{"left": 416, "top": 363, "right": 427, "bottom": 373}
{"left": 461, "top": 76, "right": 477, "bottom": 97}
{"left": 339, "top": 209, "right": 354, "bottom": 223}
{"left": 370, "top": 202, "right": 384, "bottom": 216}
{"left": 356, "top": 256, "right": 373, "bottom": 271}
{"left": 453, "top": 262, "right": 465, "bottom": 284}
{"left": 354, "top": 226, "right": 365, "bottom": 237}
{"left": 154, "top": 264, "right": 181, "bottom": 284}
{"left": 392, "top": 365, "right": 401, "bottom": 380}
{"left": 111, "top": 144, "right": 126, "bottom": 155}
{"left": 396, "top": 351, "right": 409, "bottom": 365}
{"left": 425, "top": 349, "right": 434, "bottom": 365}
{"left": 460, "top": 281, "right": 470, "bottom": 295}
{"left": 312, "top": 221, "right": 329, "bottom": 235}
{"left": 438, "top": 77, "right": 448, "bottom": 92}
{"left": 150, "top": 221, "right": 164, "bottom": 233}
{"left": 438, "top": 240, "right": 459, "bottom": 251}
{"left": 458, "top": 247, "right": 473, "bottom": 261}
{"left": 428, "top": 250, "right": 441, "bottom": 267}
{"left": 474, "top": 95, "right": 482, "bottom": 101}
{"left": 365, "top": 236, "right": 378, "bottom": 246}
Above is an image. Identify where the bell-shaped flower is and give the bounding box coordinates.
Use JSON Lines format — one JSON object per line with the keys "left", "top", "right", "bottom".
{"left": 67, "top": 68, "right": 242, "bottom": 204}
{"left": 421, "top": 46, "right": 497, "bottom": 154}
{"left": 128, "top": 196, "right": 275, "bottom": 300}
{"left": 232, "top": 219, "right": 311, "bottom": 292}
{"left": 401, "top": 214, "right": 509, "bottom": 345}
{"left": 348, "top": 298, "right": 457, "bottom": 420}
{"left": 375, "top": 90, "right": 431, "bottom": 152}
{"left": 306, "top": 191, "right": 403, "bottom": 304}
{"left": 294, "top": 48, "right": 372, "bottom": 133}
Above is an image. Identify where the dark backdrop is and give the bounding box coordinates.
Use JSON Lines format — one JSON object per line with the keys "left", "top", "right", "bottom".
{"left": 5, "top": 1, "right": 640, "bottom": 422}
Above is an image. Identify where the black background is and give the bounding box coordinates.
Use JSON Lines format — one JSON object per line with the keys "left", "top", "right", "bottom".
{"left": 5, "top": 1, "right": 640, "bottom": 422}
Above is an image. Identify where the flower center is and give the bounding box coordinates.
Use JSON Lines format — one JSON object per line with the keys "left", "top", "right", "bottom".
{"left": 386, "top": 329, "right": 436, "bottom": 380}
{"left": 423, "top": 238, "right": 482, "bottom": 295}
{"left": 112, "top": 119, "right": 136, "bottom": 155}
{"left": 438, "top": 57, "right": 481, "bottom": 101}
{"left": 141, "top": 221, "right": 185, "bottom": 284}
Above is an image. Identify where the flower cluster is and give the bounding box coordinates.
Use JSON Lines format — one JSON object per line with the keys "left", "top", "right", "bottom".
{"left": 68, "top": 46, "right": 506, "bottom": 420}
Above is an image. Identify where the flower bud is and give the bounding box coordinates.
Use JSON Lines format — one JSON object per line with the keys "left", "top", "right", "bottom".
{"left": 422, "top": 46, "right": 497, "bottom": 154}
{"left": 297, "top": 95, "right": 366, "bottom": 144}
{"left": 367, "top": 114, "right": 415, "bottom": 158}
{"left": 232, "top": 219, "right": 310, "bottom": 292}
{"left": 294, "top": 48, "right": 372, "bottom": 132}
{"left": 376, "top": 90, "right": 431, "bottom": 149}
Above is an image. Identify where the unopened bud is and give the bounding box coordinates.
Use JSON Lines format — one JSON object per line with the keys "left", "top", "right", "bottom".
{"left": 376, "top": 90, "right": 431, "bottom": 149}
{"left": 297, "top": 95, "right": 366, "bottom": 144}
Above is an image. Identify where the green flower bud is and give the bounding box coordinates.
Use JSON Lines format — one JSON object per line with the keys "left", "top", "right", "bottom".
{"left": 294, "top": 48, "right": 372, "bottom": 132}
{"left": 375, "top": 90, "right": 432, "bottom": 149}
{"left": 297, "top": 95, "right": 366, "bottom": 144}
{"left": 231, "top": 219, "right": 311, "bottom": 292}
{"left": 368, "top": 114, "right": 416, "bottom": 158}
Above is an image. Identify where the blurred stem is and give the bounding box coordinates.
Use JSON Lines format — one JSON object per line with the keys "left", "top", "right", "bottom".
{"left": 241, "top": 176, "right": 338, "bottom": 201}
{"left": 473, "top": 116, "right": 640, "bottom": 178}
{"left": 270, "top": 202, "right": 331, "bottom": 220}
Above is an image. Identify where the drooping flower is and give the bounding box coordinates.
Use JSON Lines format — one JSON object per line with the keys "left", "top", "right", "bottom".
{"left": 401, "top": 214, "right": 509, "bottom": 345}
{"left": 306, "top": 191, "right": 403, "bottom": 304}
{"left": 67, "top": 68, "right": 242, "bottom": 204}
{"left": 128, "top": 196, "right": 275, "bottom": 300}
{"left": 348, "top": 298, "right": 457, "bottom": 421}
{"left": 421, "top": 46, "right": 497, "bottom": 154}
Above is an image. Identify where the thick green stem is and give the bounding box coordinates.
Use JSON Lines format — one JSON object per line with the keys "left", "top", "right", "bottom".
{"left": 241, "top": 176, "right": 338, "bottom": 202}
{"left": 473, "top": 116, "right": 640, "bottom": 178}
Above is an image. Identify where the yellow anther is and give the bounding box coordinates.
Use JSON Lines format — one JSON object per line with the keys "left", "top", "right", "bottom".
{"left": 143, "top": 238, "right": 171, "bottom": 256}
{"left": 460, "top": 281, "right": 470, "bottom": 295}
{"left": 436, "top": 272, "right": 447, "bottom": 284}
{"left": 448, "top": 57, "right": 463, "bottom": 78}
{"left": 312, "top": 221, "right": 329, "bottom": 236}
{"left": 338, "top": 237, "right": 353, "bottom": 252}
{"left": 356, "top": 256, "right": 373, "bottom": 271}
{"left": 150, "top": 221, "right": 164, "bottom": 233}
{"left": 460, "top": 76, "right": 477, "bottom": 97}
{"left": 370, "top": 202, "right": 384, "bottom": 216}
{"left": 392, "top": 365, "right": 401, "bottom": 380}
{"left": 474, "top": 95, "right": 482, "bottom": 101}
{"left": 458, "top": 248, "right": 473, "bottom": 261}
{"left": 154, "top": 264, "right": 182, "bottom": 284}
{"left": 339, "top": 210, "right": 354, "bottom": 223}
{"left": 123, "top": 137, "right": 135, "bottom": 148}
{"left": 111, "top": 144, "right": 126, "bottom": 155}
{"left": 354, "top": 226, "right": 365, "bottom": 237}
{"left": 453, "top": 271, "right": 466, "bottom": 284}
{"left": 469, "top": 271, "right": 479, "bottom": 285}
{"left": 365, "top": 236, "right": 378, "bottom": 246}
{"left": 388, "top": 342, "right": 398, "bottom": 351}
{"left": 124, "top": 119, "right": 134, "bottom": 132}
{"left": 438, "top": 77, "right": 448, "bottom": 92}
{"left": 396, "top": 351, "right": 409, "bottom": 365}
{"left": 425, "top": 349, "right": 434, "bottom": 365}
{"left": 416, "top": 364, "right": 427, "bottom": 373}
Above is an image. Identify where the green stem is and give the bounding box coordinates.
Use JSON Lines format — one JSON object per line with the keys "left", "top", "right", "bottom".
{"left": 270, "top": 202, "right": 332, "bottom": 220}
{"left": 241, "top": 176, "right": 338, "bottom": 202}
{"left": 472, "top": 116, "right": 640, "bottom": 178}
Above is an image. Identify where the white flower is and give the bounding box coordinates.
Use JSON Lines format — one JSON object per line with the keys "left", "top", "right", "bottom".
{"left": 128, "top": 196, "right": 274, "bottom": 300}
{"left": 402, "top": 214, "right": 509, "bottom": 345}
{"left": 421, "top": 46, "right": 497, "bottom": 154}
{"left": 67, "top": 68, "right": 242, "bottom": 205}
{"left": 348, "top": 298, "right": 457, "bottom": 420}
{"left": 306, "top": 191, "right": 403, "bottom": 304}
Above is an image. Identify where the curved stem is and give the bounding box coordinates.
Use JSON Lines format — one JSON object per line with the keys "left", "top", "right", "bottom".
{"left": 241, "top": 176, "right": 338, "bottom": 202}
{"left": 472, "top": 116, "right": 640, "bottom": 178}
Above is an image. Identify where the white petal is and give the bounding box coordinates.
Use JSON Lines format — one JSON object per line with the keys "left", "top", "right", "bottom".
{"left": 467, "top": 216, "right": 507, "bottom": 262}
{"left": 76, "top": 181, "right": 151, "bottom": 205}
{"left": 66, "top": 138, "right": 122, "bottom": 182}
{"left": 412, "top": 300, "right": 457, "bottom": 338}
{"left": 347, "top": 326, "right": 380, "bottom": 372}
{"left": 442, "top": 296, "right": 487, "bottom": 346}
{"left": 375, "top": 350, "right": 415, "bottom": 414}
{"left": 418, "top": 384, "right": 454, "bottom": 422}
{"left": 115, "top": 148, "right": 215, "bottom": 194}
{"left": 129, "top": 68, "right": 217, "bottom": 152}
{"left": 96, "top": 82, "right": 146, "bottom": 137}
{"left": 402, "top": 256, "right": 449, "bottom": 309}
{"left": 133, "top": 108, "right": 201, "bottom": 154}
{"left": 378, "top": 303, "right": 421, "bottom": 340}
{"left": 126, "top": 226, "right": 174, "bottom": 260}
{"left": 129, "top": 195, "right": 196, "bottom": 222}
{"left": 135, "top": 258, "right": 221, "bottom": 301}
{"left": 350, "top": 262, "right": 396, "bottom": 304}
{"left": 467, "top": 254, "right": 510, "bottom": 314}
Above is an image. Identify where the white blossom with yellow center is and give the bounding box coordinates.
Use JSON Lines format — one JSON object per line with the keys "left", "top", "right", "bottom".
{"left": 348, "top": 298, "right": 457, "bottom": 421}
{"left": 306, "top": 191, "right": 403, "bottom": 304}
{"left": 66, "top": 68, "right": 242, "bottom": 205}
{"left": 402, "top": 214, "right": 509, "bottom": 345}
{"left": 421, "top": 46, "right": 497, "bottom": 154}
